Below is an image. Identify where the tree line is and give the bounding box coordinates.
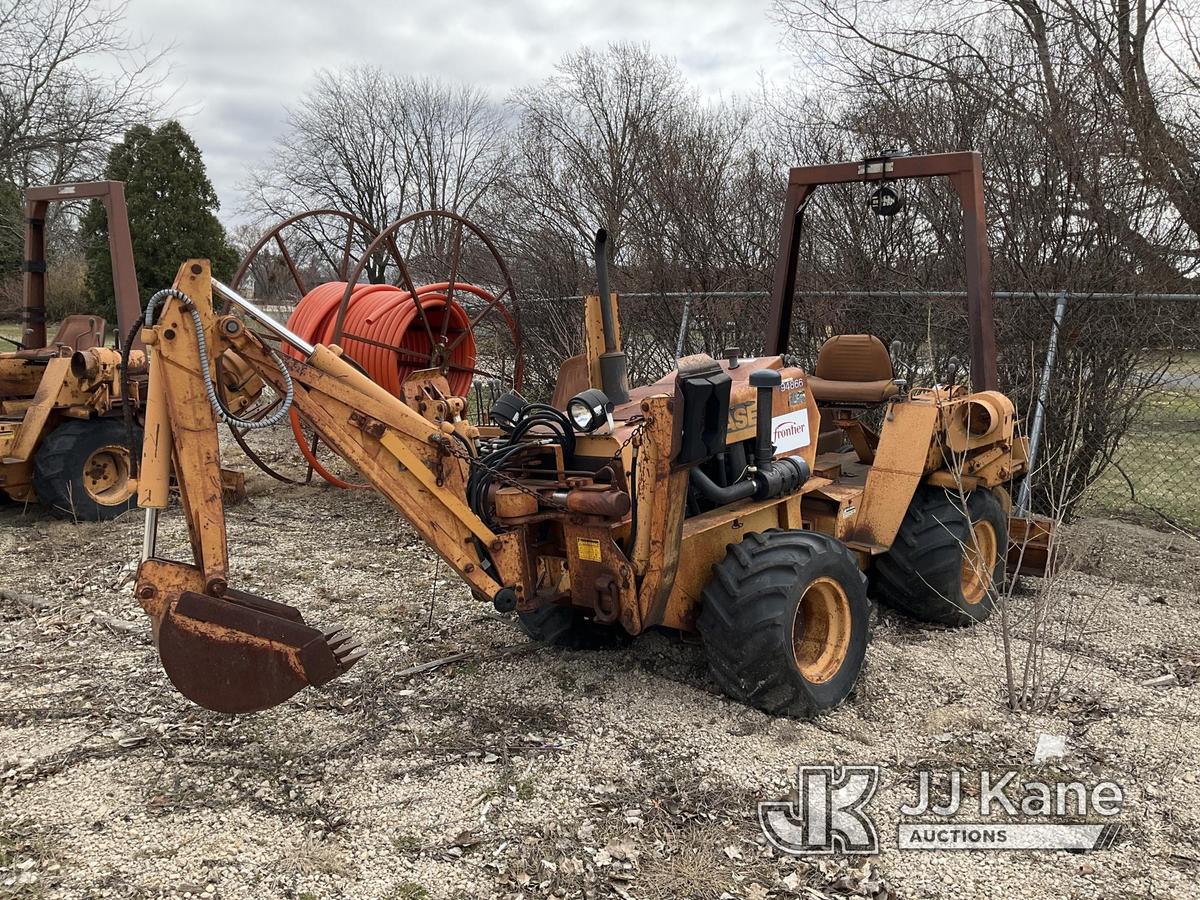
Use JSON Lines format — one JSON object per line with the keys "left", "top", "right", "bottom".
{"left": 246, "top": 6, "right": 1199, "bottom": 300}
{"left": 240, "top": 8, "right": 1199, "bottom": 517}
{"left": 3, "top": 0, "right": 1198, "bottom": 516}
{"left": 5, "top": 0, "right": 1196, "bottom": 320}
{"left": 0, "top": 0, "right": 231, "bottom": 325}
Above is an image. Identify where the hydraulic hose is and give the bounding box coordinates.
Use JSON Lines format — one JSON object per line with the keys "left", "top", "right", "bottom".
{"left": 186, "top": 305, "right": 293, "bottom": 431}
{"left": 141, "top": 286, "right": 295, "bottom": 434}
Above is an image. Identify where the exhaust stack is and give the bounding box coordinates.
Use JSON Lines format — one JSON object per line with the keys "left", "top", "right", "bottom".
{"left": 593, "top": 229, "right": 630, "bottom": 405}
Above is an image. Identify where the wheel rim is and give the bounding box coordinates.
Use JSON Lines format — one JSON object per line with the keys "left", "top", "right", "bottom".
{"left": 791, "top": 576, "right": 852, "bottom": 684}
{"left": 83, "top": 444, "right": 132, "bottom": 505}
{"left": 960, "top": 519, "right": 998, "bottom": 604}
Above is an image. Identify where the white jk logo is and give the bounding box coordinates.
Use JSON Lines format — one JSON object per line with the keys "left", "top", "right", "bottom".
{"left": 759, "top": 765, "right": 880, "bottom": 855}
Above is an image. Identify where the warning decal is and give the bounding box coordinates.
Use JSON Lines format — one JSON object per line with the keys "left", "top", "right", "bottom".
{"left": 576, "top": 538, "right": 603, "bottom": 562}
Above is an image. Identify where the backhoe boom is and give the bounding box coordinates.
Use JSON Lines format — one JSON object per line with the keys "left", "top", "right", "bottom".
{"left": 134, "top": 261, "right": 527, "bottom": 712}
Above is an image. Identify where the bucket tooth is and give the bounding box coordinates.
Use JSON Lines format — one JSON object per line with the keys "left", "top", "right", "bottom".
{"left": 337, "top": 646, "right": 368, "bottom": 668}
{"left": 154, "top": 590, "right": 365, "bottom": 714}
{"left": 321, "top": 622, "right": 346, "bottom": 639}
{"left": 325, "top": 629, "right": 356, "bottom": 652}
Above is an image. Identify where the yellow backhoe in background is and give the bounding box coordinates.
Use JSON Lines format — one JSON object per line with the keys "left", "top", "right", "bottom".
{"left": 0, "top": 182, "right": 145, "bottom": 519}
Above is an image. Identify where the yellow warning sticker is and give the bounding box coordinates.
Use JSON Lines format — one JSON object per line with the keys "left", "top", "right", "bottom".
{"left": 576, "top": 538, "right": 603, "bottom": 562}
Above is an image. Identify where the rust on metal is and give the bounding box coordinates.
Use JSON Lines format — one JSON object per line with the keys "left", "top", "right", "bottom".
{"left": 765, "top": 152, "right": 999, "bottom": 391}
{"left": 1007, "top": 514, "right": 1059, "bottom": 577}
{"left": 23, "top": 182, "right": 140, "bottom": 351}
{"left": 158, "top": 589, "right": 359, "bottom": 714}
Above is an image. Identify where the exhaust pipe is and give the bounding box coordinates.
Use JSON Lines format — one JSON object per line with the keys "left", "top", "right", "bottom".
{"left": 689, "top": 368, "right": 810, "bottom": 505}
{"left": 593, "top": 230, "right": 630, "bottom": 405}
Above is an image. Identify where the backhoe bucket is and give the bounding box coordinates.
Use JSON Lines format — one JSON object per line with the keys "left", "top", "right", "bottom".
{"left": 141, "top": 570, "right": 364, "bottom": 713}
{"left": 1006, "top": 514, "right": 1059, "bottom": 578}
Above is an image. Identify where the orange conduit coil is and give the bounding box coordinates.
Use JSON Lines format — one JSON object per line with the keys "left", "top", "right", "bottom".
{"left": 282, "top": 280, "right": 482, "bottom": 487}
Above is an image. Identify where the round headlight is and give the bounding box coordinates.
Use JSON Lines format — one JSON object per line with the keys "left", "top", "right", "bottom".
{"left": 568, "top": 400, "right": 594, "bottom": 430}
{"left": 489, "top": 389, "right": 528, "bottom": 430}
{"left": 566, "top": 388, "right": 612, "bottom": 433}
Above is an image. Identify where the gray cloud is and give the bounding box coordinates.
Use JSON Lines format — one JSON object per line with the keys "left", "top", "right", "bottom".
{"left": 126, "top": 0, "right": 796, "bottom": 224}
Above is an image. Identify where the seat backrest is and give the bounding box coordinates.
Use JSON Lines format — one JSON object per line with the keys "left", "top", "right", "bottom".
{"left": 48, "top": 314, "right": 106, "bottom": 352}
{"left": 815, "top": 335, "right": 892, "bottom": 383}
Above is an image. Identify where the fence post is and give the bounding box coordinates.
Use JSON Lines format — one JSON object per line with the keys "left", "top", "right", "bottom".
{"left": 1016, "top": 290, "right": 1069, "bottom": 516}
{"left": 674, "top": 295, "right": 692, "bottom": 359}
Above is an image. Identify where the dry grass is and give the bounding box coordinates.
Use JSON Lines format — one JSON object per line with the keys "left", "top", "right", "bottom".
{"left": 0, "top": 435, "right": 1197, "bottom": 899}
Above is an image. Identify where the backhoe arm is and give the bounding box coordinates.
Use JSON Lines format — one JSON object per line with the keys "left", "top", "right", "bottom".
{"left": 134, "top": 260, "right": 528, "bottom": 713}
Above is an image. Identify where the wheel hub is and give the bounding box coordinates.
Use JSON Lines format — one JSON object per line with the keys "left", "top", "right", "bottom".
{"left": 83, "top": 444, "right": 132, "bottom": 505}
{"left": 960, "top": 519, "right": 998, "bottom": 604}
{"left": 791, "top": 576, "right": 852, "bottom": 684}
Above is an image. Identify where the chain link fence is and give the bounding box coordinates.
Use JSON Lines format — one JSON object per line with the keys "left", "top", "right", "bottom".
{"left": 519, "top": 289, "right": 1200, "bottom": 531}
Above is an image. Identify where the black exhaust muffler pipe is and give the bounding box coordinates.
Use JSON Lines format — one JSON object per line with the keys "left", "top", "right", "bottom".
{"left": 593, "top": 229, "right": 630, "bottom": 405}
{"left": 749, "top": 368, "right": 780, "bottom": 466}
{"left": 689, "top": 367, "right": 809, "bottom": 506}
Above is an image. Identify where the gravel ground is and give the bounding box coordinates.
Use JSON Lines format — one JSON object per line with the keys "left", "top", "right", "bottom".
{"left": 1, "top": 442, "right": 1198, "bottom": 900}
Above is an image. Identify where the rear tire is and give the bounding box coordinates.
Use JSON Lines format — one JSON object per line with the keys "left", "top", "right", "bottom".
{"left": 32, "top": 418, "right": 142, "bottom": 522}
{"left": 698, "top": 530, "right": 870, "bottom": 718}
{"left": 516, "top": 603, "right": 628, "bottom": 649}
{"left": 873, "top": 487, "right": 1007, "bottom": 626}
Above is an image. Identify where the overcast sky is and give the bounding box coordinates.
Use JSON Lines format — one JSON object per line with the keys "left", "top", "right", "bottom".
{"left": 123, "top": 0, "right": 798, "bottom": 225}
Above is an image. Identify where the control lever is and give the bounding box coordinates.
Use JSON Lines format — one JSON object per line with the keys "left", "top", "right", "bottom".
{"left": 888, "top": 340, "right": 907, "bottom": 420}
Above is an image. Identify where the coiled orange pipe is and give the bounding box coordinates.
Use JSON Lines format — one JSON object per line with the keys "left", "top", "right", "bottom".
{"left": 282, "top": 281, "right": 481, "bottom": 487}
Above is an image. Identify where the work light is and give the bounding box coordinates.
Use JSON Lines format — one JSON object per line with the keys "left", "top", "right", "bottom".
{"left": 566, "top": 388, "right": 613, "bottom": 433}
{"left": 489, "top": 390, "right": 528, "bottom": 430}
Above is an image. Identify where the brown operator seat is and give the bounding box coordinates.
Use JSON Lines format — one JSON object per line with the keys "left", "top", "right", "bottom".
{"left": 10, "top": 315, "right": 106, "bottom": 361}
{"left": 807, "top": 334, "right": 899, "bottom": 405}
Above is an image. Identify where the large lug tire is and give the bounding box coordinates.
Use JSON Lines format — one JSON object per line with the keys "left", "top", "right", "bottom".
{"left": 32, "top": 418, "right": 142, "bottom": 522}
{"left": 698, "top": 530, "right": 871, "bottom": 718}
{"left": 516, "top": 603, "right": 629, "bottom": 650}
{"left": 873, "top": 487, "right": 1007, "bottom": 627}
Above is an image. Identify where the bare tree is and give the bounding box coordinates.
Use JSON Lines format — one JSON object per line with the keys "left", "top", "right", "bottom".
{"left": 245, "top": 67, "right": 510, "bottom": 271}
{"left": 0, "top": 0, "right": 166, "bottom": 187}
{"left": 503, "top": 43, "right": 687, "bottom": 266}
{"left": 770, "top": 0, "right": 1200, "bottom": 282}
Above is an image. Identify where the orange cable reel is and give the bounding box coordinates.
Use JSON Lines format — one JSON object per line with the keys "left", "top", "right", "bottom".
{"left": 282, "top": 280, "right": 491, "bottom": 487}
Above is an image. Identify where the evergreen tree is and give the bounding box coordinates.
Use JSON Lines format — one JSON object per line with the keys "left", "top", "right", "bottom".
{"left": 82, "top": 121, "right": 236, "bottom": 325}
{"left": 0, "top": 180, "right": 22, "bottom": 277}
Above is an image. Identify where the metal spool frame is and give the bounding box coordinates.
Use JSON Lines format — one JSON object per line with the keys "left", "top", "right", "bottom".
{"left": 222, "top": 209, "right": 400, "bottom": 484}
{"left": 333, "top": 209, "right": 523, "bottom": 390}
{"left": 224, "top": 208, "right": 522, "bottom": 486}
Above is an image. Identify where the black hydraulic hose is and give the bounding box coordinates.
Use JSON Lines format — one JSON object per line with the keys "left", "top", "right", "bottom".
{"left": 507, "top": 408, "right": 576, "bottom": 459}
{"left": 689, "top": 466, "right": 756, "bottom": 505}
{"left": 466, "top": 402, "right": 578, "bottom": 525}
{"left": 467, "top": 441, "right": 539, "bottom": 523}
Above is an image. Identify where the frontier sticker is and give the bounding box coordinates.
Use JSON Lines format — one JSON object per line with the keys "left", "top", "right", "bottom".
{"left": 771, "top": 409, "right": 811, "bottom": 453}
